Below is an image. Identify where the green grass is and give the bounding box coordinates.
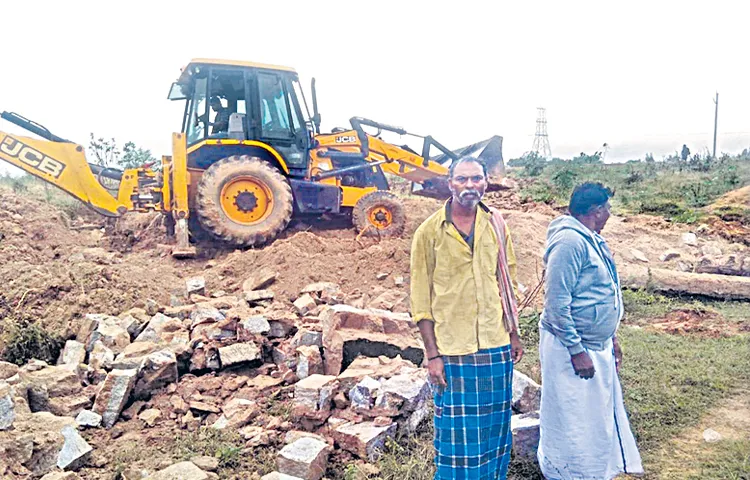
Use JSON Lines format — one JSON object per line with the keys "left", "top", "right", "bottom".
{"left": 0, "top": 306, "right": 64, "bottom": 366}
{"left": 367, "top": 292, "right": 750, "bottom": 480}
{"left": 617, "top": 290, "right": 750, "bottom": 478}
{"left": 516, "top": 312, "right": 542, "bottom": 382}
{"left": 173, "top": 427, "right": 276, "bottom": 477}
{"left": 688, "top": 439, "right": 750, "bottom": 480}
{"left": 512, "top": 156, "right": 750, "bottom": 222}
{"left": 372, "top": 430, "right": 437, "bottom": 480}
{"left": 618, "top": 328, "right": 750, "bottom": 455}
{"left": 265, "top": 391, "right": 293, "bottom": 421}
{"left": 622, "top": 289, "right": 678, "bottom": 319}
{"left": 109, "top": 440, "right": 146, "bottom": 476}
{"left": 712, "top": 205, "right": 750, "bottom": 223}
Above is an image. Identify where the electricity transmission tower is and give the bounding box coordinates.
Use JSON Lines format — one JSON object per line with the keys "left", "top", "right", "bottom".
{"left": 531, "top": 107, "right": 552, "bottom": 158}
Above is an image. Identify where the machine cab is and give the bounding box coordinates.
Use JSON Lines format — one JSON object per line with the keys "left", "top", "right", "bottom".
{"left": 168, "top": 59, "right": 314, "bottom": 175}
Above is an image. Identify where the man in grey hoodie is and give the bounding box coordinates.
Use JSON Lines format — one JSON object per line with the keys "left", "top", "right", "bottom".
{"left": 537, "top": 182, "right": 643, "bottom": 480}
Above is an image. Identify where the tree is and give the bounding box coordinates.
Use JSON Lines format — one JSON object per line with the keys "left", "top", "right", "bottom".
{"left": 571, "top": 152, "right": 602, "bottom": 164}
{"left": 644, "top": 154, "right": 656, "bottom": 176}
{"left": 88, "top": 134, "right": 120, "bottom": 168}
{"left": 88, "top": 133, "right": 157, "bottom": 170}
{"left": 120, "top": 142, "right": 158, "bottom": 169}
{"left": 551, "top": 164, "right": 578, "bottom": 193}
{"left": 508, "top": 152, "right": 547, "bottom": 177}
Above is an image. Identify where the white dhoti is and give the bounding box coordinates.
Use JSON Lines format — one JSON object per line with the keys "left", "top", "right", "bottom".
{"left": 537, "top": 328, "right": 643, "bottom": 480}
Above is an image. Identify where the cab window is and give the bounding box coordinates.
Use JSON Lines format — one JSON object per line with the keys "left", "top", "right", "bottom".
{"left": 186, "top": 77, "right": 208, "bottom": 144}
{"left": 258, "top": 72, "right": 295, "bottom": 140}
{"left": 207, "top": 70, "right": 246, "bottom": 138}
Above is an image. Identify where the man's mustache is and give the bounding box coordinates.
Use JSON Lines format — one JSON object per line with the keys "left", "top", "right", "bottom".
{"left": 460, "top": 190, "right": 481, "bottom": 198}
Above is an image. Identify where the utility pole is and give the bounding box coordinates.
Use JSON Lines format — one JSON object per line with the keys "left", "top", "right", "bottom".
{"left": 712, "top": 92, "right": 719, "bottom": 159}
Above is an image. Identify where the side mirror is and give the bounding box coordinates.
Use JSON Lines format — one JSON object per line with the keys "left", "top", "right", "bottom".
{"left": 311, "top": 77, "right": 321, "bottom": 134}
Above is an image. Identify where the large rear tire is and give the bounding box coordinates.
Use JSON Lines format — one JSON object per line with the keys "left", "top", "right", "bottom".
{"left": 195, "top": 155, "right": 293, "bottom": 246}
{"left": 352, "top": 191, "right": 406, "bottom": 238}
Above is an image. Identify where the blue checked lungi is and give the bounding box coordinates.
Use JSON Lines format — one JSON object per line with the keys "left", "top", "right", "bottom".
{"left": 432, "top": 345, "right": 514, "bottom": 480}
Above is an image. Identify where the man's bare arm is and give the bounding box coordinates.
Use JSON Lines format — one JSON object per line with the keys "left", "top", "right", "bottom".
{"left": 418, "top": 319, "right": 446, "bottom": 386}
{"left": 418, "top": 320, "right": 439, "bottom": 359}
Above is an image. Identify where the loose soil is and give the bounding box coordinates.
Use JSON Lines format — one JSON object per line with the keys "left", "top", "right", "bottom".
{"left": 2, "top": 183, "right": 750, "bottom": 478}
{"left": 648, "top": 308, "right": 742, "bottom": 338}
{"left": 2, "top": 186, "right": 748, "bottom": 341}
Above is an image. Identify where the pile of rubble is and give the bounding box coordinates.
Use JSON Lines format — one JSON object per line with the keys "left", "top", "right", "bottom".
{"left": 0, "top": 269, "right": 542, "bottom": 479}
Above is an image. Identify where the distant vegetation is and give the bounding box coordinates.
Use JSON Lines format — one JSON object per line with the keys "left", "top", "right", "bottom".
{"left": 0, "top": 173, "right": 87, "bottom": 220}
{"left": 88, "top": 133, "right": 158, "bottom": 170}
{"left": 508, "top": 148, "right": 750, "bottom": 223}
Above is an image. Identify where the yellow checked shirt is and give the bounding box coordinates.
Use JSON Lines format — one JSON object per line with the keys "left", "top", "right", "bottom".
{"left": 409, "top": 201, "right": 519, "bottom": 356}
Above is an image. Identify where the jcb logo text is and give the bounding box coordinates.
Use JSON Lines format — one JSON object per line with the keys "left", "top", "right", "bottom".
{"left": 1, "top": 137, "right": 66, "bottom": 179}
{"left": 335, "top": 136, "right": 357, "bottom": 144}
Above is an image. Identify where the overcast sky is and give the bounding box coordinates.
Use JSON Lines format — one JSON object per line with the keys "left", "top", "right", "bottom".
{"left": 1, "top": 1, "right": 749, "bottom": 176}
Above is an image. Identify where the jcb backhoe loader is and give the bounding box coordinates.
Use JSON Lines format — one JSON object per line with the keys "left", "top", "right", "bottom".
{"left": 0, "top": 58, "right": 504, "bottom": 257}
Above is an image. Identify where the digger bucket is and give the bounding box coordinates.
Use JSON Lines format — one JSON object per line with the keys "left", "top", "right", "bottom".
{"left": 435, "top": 135, "right": 505, "bottom": 176}
{"left": 411, "top": 135, "right": 505, "bottom": 199}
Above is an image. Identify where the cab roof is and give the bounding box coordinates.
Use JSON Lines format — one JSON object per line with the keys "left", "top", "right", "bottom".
{"left": 185, "top": 58, "right": 296, "bottom": 73}
{"left": 176, "top": 58, "right": 297, "bottom": 85}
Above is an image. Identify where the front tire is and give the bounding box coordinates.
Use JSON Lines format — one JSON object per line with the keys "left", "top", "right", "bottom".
{"left": 195, "top": 155, "right": 293, "bottom": 246}
{"left": 352, "top": 191, "right": 406, "bottom": 237}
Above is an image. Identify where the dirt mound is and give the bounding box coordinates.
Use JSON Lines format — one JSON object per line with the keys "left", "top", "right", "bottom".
{"left": 207, "top": 232, "right": 412, "bottom": 304}
{"left": 201, "top": 196, "right": 553, "bottom": 308}
{"left": 0, "top": 192, "right": 186, "bottom": 336}
{"left": 709, "top": 185, "right": 750, "bottom": 210}
{"left": 0, "top": 191, "right": 94, "bottom": 252}
{"left": 484, "top": 187, "right": 564, "bottom": 217}
{"left": 2, "top": 185, "right": 748, "bottom": 343}
{"left": 701, "top": 186, "right": 750, "bottom": 245}
{"left": 649, "top": 308, "right": 740, "bottom": 338}
{"left": 106, "top": 211, "right": 167, "bottom": 254}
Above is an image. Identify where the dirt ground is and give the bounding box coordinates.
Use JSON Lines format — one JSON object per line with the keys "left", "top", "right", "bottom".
{"left": 2, "top": 184, "right": 750, "bottom": 478}
{"left": 648, "top": 308, "right": 741, "bottom": 337}
{"left": 1, "top": 186, "right": 747, "bottom": 341}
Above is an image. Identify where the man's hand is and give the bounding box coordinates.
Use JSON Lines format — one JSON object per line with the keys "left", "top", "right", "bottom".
{"left": 510, "top": 330, "right": 524, "bottom": 364}
{"left": 571, "top": 351, "right": 596, "bottom": 379}
{"left": 427, "top": 357, "right": 447, "bottom": 387}
{"left": 613, "top": 336, "right": 622, "bottom": 373}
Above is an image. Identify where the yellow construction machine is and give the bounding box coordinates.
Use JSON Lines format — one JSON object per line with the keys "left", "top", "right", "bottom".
{"left": 0, "top": 58, "right": 504, "bottom": 257}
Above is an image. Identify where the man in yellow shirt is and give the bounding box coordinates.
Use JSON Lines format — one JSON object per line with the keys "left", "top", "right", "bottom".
{"left": 410, "top": 156, "right": 523, "bottom": 480}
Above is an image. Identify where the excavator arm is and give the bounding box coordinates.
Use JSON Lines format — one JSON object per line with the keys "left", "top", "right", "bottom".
{"left": 0, "top": 112, "right": 128, "bottom": 217}
{"left": 312, "top": 117, "right": 504, "bottom": 198}
{"left": 0, "top": 111, "right": 195, "bottom": 258}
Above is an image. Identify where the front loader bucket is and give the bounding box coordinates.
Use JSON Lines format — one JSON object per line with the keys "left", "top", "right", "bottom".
{"left": 410, "top": 135, "right": 506, "bottom": 199}
{"left": 433, "top": 135, "right": 505, "bottom": 177}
